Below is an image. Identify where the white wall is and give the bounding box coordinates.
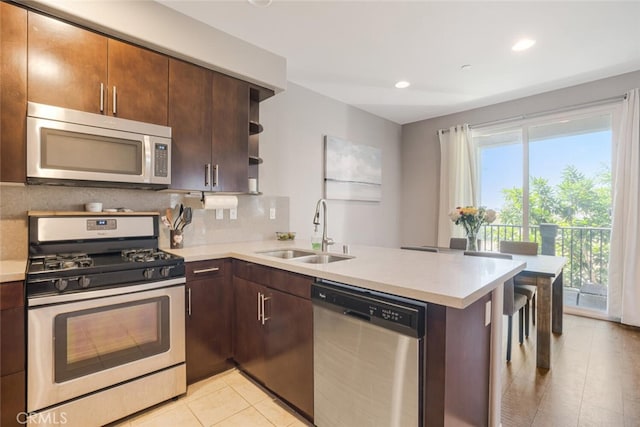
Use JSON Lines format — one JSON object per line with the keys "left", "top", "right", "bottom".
{"left": 400, "top": 70, "right": 640, "bottom": 247}
{"left": 259, "top": 83, "right": 403, "bottom": 248}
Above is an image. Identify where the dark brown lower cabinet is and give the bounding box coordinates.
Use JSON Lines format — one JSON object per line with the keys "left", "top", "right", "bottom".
{"left": 185, "top": 259, "right": 233, "bottom": 384}
{"left": 1, "top": 281, "right": 25, "bottom": 427}
{"left": 233, "top": 261, "right": 313, "bottom": 420}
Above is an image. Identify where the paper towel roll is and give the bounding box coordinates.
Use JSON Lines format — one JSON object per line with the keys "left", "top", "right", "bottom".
{"left": 202, "top": 195, "right": 238, "bottom": 210}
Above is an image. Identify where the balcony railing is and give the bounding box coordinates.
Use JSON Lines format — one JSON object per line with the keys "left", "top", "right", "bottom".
{"left": 478, "top": 223, "right": 612, "bottom": 290}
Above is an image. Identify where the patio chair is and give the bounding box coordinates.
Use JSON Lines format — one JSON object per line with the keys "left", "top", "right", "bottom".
{"left": 499, "top": 240, "right": 538, "bottom": 338}
{"left": 464, "top": 251, "right": 526, "bottom": 361}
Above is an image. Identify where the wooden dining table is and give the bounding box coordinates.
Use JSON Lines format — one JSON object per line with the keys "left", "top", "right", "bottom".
{"left": 509, "top": 253, "right": 567, "bottom": 369}
{"left": 402, "top": 246, "right": 567, "bottom": 369}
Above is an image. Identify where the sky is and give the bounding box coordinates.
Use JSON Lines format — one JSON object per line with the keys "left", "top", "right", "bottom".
{"left": 479, "top": 130, "right": 612, "bottom": 212}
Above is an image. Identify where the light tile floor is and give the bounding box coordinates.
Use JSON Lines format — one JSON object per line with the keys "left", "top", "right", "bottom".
{"left": 111, "top": 314, "right": 640, "bottom": 427}
{"left": 110, "top": 369, "right": 313, "bottom": 427}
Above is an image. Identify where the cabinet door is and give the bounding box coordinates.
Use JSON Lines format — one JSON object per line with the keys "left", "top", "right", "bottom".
{"left": 28, "top": 12, "right": 107, "bottom": 113}
{"left": 0, "top": 281, "right": 25, "bottom": 427}
{"left": 185, "top": 261, "right": 233, "bottom": 384}
{"left": 212, "top": 72, "right": 249, "bottom": 192}
{"left": 0, "top": 2, "right": 27, "bottom": 183}
{"left": 168, "top": 59, "right": 212, "bottom": 191}
{"left": 107, "top": 39, "right": 168, "bottom": 125}
{"left": 264, "top": 288, "right": 314, "bottom": 418}
{"left": 233, "top": 277, "right": 266, "bottom": 382}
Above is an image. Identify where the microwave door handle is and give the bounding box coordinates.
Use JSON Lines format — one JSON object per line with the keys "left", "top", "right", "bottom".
{"left": 143, "top": 137, "right": 152, "bottom": 183}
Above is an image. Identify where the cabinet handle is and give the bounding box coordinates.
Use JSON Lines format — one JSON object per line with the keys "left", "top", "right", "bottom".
{"left": 112, "top": 86, "right": 117, "bottom": 115}
{"left": 213, "top": 164, "right": 219, "bottom": 187}
{"left": 257, "top": 292, "right": 262, "bottom": 321}
{"left": 100, "top": 83, "right": 104, "bottom": 113}
{"left": 261, "top": 295, "right": 271, "bottom": 325}
{"left": 205, "top": 164, "right": 211, "bottom": 187}
{"left": 193, "top": 267, "right": 220, "bottom": 275}
{"left": 187, "top": 287, "right": 192, "bottom": 317}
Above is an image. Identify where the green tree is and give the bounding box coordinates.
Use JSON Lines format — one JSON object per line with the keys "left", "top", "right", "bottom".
{"left": 491, "top": 165, "right": 611, "bottom": 288}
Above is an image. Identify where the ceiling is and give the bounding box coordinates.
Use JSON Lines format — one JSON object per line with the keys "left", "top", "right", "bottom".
{"left": 158, "top": 1, "right": 640, "bottom": 125}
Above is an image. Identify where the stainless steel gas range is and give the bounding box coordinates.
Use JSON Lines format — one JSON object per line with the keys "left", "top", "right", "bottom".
{"left": 26, "top": 213, "right": 186, "bottom": 427}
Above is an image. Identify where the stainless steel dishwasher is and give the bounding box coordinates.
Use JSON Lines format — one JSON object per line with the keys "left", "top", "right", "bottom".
{"left": 312, "top": 279, "right": 426, "bottom": 427}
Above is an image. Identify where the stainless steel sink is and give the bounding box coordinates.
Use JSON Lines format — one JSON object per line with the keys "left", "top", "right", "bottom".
{"left": 256, "top": 249, "right": 317, "bottom": 259}
{"left": 256, "top": 249, "right": 353, "bottom": 264}
{"left": 293, "top": 254, "right": 354, "bottom": 264}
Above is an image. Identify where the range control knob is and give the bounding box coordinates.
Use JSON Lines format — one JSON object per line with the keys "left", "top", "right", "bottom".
{"left": 143, "top": 268, "right": 155, "bottom": 279}
{"left": 54, "top": 278, "right": 68, "bottom": 292}
{"left": 78, "top": 276, "right": 91, "bottom": 288}
{"left": 160, "top": 266, "right": 172, "bottom": 278}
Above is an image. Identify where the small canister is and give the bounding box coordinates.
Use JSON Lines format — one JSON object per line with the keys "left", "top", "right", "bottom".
{"left": 170, "top": 229, "right": 183, "bottom": 249}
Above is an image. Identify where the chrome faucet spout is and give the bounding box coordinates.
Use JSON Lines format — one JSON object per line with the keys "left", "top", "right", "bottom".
{"left": 313, "top": 199, "right": 334, "bottom": 252}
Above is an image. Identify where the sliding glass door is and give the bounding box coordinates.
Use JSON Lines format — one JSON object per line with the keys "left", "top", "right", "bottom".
{"left": 474, "top": 106, "right": 615, "bottom": 315}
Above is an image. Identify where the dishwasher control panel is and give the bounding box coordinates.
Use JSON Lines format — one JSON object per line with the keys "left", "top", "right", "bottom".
{"left": 312, "top": 280, "right": 426, "bottom": 338}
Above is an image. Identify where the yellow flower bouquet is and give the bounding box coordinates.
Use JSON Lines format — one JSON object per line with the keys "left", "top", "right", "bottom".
{"left": 449, "top": 206, "right": 496, "bottom": 251}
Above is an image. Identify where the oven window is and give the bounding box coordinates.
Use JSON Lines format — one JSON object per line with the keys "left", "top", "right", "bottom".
{"left": 41, "top": 128, "right": 143, "bottom": 175}
{"left": 54, "top": 297, "right": 170, "bottom": 383}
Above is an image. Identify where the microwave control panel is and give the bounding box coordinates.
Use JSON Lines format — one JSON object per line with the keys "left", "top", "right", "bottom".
{"left": 154, "top": 143, "right": 169, "bottom": 177}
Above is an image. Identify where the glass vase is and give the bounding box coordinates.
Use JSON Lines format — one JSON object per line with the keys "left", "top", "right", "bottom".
{"left": 466, "top": 231, "right": 478, "bottom": 252}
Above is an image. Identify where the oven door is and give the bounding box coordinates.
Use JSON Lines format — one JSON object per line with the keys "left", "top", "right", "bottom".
{"left": 27, "top": 280, "right": 185, "bottom": 412}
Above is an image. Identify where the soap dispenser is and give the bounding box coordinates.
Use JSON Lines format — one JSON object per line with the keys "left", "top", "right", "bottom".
{"left": 311, "top": 225, "right": 322, "bottom": 250}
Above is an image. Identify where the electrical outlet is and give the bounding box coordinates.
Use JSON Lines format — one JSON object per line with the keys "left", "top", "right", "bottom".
{"left": 230, "top": 208, "right": 237, "bottom": 220}
{"left": 215, "top": 209, "right": 223, "bottom": 220}
{"left": 485, "top": 300, "right": 492, "bottom": 326}
{"left": 269, "top": 207, "right": 276, "bottom": 220}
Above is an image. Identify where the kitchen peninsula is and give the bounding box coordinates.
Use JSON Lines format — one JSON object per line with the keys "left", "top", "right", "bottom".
{"left": 169, "top": 239, "right": 525, "bottom": 427}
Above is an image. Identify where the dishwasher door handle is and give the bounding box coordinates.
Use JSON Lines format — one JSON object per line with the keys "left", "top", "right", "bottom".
{"left": 343, "top": 309, "right": 371, "bottom": 322}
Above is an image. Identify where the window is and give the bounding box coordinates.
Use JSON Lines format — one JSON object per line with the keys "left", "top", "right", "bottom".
{"left": 473, "top": 106, "right": 615, "bottom": 314}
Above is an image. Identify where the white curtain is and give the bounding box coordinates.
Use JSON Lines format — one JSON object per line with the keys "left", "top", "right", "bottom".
{"left": 437, "top": 124, "right": 478, "bottom": 247}
{"left": 609, "top": 88, "right": 640, "bottom": 326}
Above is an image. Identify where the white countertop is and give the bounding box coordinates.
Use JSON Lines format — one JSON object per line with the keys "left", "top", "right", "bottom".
{"left": 167, "top": 240, "right": 526, "bottom": 309}
{"left": 0, "top": 259, "right": 27, "bottom": 283}
{"left": 1, "top": 240, "right": 526, "bottom": 308}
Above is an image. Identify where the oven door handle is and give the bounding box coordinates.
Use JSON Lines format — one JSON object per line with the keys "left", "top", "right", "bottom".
{"left": 27, "top": 278, "right": 186, "bottom": 307}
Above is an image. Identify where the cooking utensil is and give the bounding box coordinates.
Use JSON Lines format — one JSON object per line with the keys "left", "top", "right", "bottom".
{"left": 174, "top": 204, "right": 184, "bottom": 230}
{"left": 161, "top": 216, "right": 172, "bottom": 229}
{"left": 165, "top": 208, "right": 173, "bottom": 228}
{"left": 179, "top": 207, "right": 192, "bottom": 231}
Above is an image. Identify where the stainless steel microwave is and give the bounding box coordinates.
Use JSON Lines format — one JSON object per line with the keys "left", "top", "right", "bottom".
{"left": 27, "top": 102, "right": 172, "bottom": 189}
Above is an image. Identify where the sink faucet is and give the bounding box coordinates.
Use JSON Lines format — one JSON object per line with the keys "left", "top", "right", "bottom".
{"left": 313, "top": 198, "right": 334, "bottom": 252}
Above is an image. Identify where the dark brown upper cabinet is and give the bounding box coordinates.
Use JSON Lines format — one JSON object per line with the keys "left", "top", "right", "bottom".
{"left": 27, "top": 12, "right": 168, "bottom": 126}
{"left": 0, "top": 2, "right": 27, "bottom": 183}
{"left": 211, "top": 72, "right": 249, "bottom": 193}
{"left": 169, "top": 60, "right": 250, "bottom": 193}
{"left": 168, "top": 59, "right": 213, "bottom": 191}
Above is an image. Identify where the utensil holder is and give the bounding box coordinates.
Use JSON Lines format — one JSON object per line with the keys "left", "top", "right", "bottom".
{"left": 170, "top": 230, "right": 183, "bottom": 249}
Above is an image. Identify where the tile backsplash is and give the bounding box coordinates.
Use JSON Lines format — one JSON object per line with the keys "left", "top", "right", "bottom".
{"left": 0, "top": 183, "right": 289, "bottom": 260}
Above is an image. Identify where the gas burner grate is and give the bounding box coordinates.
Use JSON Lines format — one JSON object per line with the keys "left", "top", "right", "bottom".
{"left": 121, "top": 249, "right": 173, "bottom": 263}
{"left": 43, "top": 254, "right": 93, "bottom": 270}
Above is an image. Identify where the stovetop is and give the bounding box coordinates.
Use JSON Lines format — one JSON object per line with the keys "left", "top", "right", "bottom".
{"left": 28, "top": 249, "right": 181, "bottom": 275}
{"left": 26, "top": 248, "right": 185, "bottom": 298}
{"left": 26, "top": 213, "right": 186, "bottom": 298}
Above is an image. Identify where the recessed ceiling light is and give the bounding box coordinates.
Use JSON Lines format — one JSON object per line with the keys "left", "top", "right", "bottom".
{"left": 248, "top": 0, "right": 272, "bottom": 7}
{"left": 512, "top": 38, "right": 536, "bottom": 52}
{"left": 395, "top": 81, "right": 410, "bottom": 89}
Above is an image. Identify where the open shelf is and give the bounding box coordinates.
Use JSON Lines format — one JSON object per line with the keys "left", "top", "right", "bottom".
{"left": 249, "top": 121, "right": 263, "bottom": 135}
